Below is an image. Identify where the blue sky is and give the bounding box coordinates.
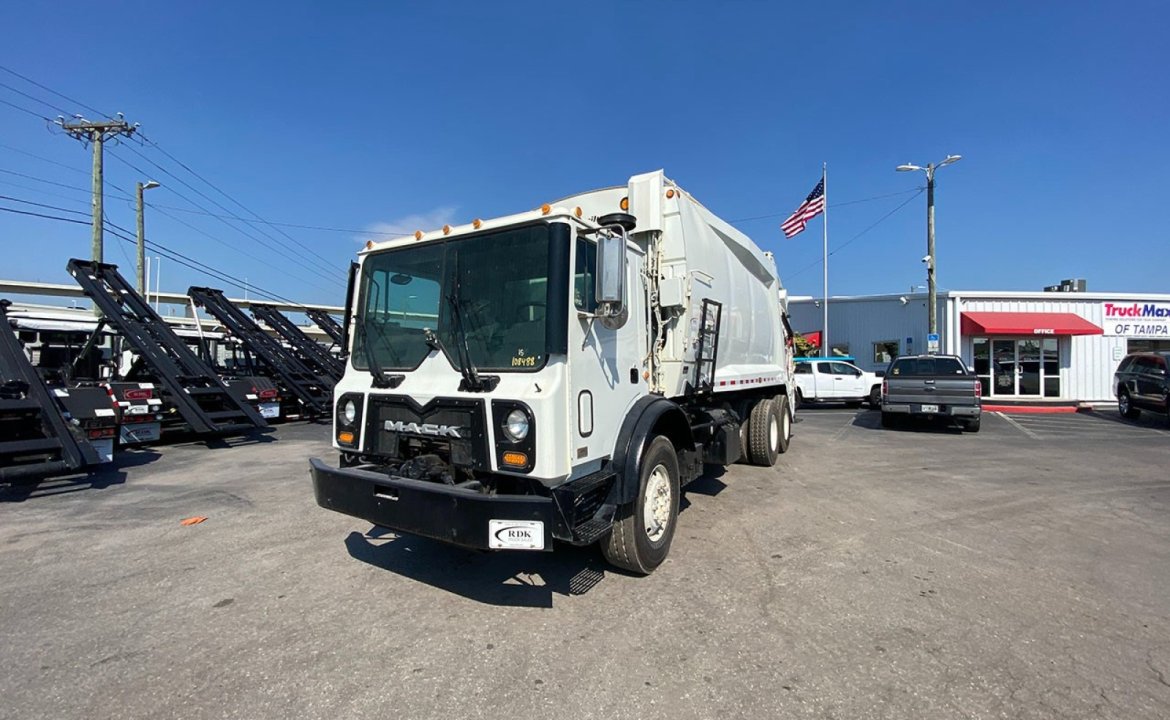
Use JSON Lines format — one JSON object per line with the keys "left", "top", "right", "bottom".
{"left": 2, "top": 2, "right": 1167, "bottom": 308}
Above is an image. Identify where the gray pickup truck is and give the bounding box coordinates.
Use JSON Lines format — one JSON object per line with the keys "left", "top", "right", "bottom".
{"left": 881, "top": 354, "right": 982, "bottom": 432}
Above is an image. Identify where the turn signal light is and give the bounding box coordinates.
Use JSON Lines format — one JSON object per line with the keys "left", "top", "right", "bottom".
{"left": 338, "top": 431, "right": 355, "bottom": 444}
{"left": 620, "top": 197, "right": 629, "bottom": 211}
{"left": 540, "top": 204, "right": 551, "bottom": 215}
{"left": 501, "top": 451, "right": 528, "bottom": 467}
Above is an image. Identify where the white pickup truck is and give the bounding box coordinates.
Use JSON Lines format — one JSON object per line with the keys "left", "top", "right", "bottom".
{"left": 793, "top": 358, "right": 883, "bottom": 409}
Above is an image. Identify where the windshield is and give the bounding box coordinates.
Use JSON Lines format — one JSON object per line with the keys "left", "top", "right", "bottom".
{"left": 354, "top": 223, "right": 565, "bottom": 373}
{"left": 889, "top": 357, "right": 967, "bottom": 376}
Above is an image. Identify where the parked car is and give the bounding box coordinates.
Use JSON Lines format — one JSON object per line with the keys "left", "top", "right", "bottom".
{"left": 793, "top": 357, "right": 883, "bottom": 409}
{"left": 881, "top": 354, "right": 982, "bottom": 432}
{"left": 1113, "top": 352, "right": 1170, "bottom": 423}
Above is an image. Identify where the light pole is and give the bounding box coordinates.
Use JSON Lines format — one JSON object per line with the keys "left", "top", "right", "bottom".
{"left": 896, "top": 155, "right": 961, "bottom": 338}
{"left": 136, "top": 180, "right": 161, "bottom": 294}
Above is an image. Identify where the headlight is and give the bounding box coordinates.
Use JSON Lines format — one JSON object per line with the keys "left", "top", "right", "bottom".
{"left": 503, "top": 408, "right": 529, "bottom": 441}
{"left": 341, "top": 398, "right": 357, "bottom": 426}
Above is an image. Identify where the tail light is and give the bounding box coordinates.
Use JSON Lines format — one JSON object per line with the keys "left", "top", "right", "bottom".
{"left": 975, "top": 379, "right": 982, "bottom": 397}
{"left": 257, "top": 388, "right": 278, "bottom": 400}
{"left": 87, "top": 428, "right": 116, "bottom": 440}
{"left": 882, "top": 379, "right": 888, "bottom": 396}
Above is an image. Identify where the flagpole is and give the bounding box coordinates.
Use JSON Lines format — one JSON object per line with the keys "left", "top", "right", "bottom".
{"left": 822, "top": 162, "right": 829, "bottom": 356}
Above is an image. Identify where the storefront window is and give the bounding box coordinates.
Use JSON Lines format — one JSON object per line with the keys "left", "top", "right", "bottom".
{"left": 1043, "top": 338, "right": 1060, "bottom": 397}
{"left": 829, "top": 343, "right": 849, "bottom": 357}
{"left": 972, "top": 337, "right": 991, "bottom": 397}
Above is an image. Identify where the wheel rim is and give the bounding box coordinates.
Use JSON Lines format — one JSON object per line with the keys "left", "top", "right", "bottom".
{"left": 768, "top": 412, "right": 779, "bottom": 452}
{"left": 1120, "top": 394, "right": 1129, "bottom": 414}
{"left": 643, "top": 464, "right": 673, "bottom": 543}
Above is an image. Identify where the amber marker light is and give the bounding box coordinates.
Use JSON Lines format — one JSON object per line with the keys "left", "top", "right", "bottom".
{"left": 620, "top": 197, "right": 629, "bottom": 211}
{"left": 574, "top": 207, "right": 582, "bottom": 218}
{"left": 414, "top": 230, "right": 423, "bottom": 240}
{"left": 665, "top": 188, "right": 676, "bottom": 199}
{"left": 338, "top": 431, "right": 355, "bottom": 444}
{"left": 442, "top": 224, "right": 452, "bottom": 235}
{"left": 540, "top": 204, "right": 551, "bottom": 215}
{"left": 473, "top": 218, "right": 483, "bottom": 229}
{"left": 501, "top": 451, "right": 528, "bottom": 467}
{"left": 365, "top": 240, "right": 374, "bottom": 250}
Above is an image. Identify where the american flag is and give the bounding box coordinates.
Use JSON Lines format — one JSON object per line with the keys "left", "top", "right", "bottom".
{"left": 781, "top": 178, "right": 826, "bottom": 238}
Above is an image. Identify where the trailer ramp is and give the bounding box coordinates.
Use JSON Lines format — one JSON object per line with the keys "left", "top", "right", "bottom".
{"left": 1, "top": 300, "right": 103, "bottom": 482}
{"left": 305, "top": 308, "right": 345, "bottom": 347}
{"left": 251, "top": 304, "right": 344, "bottom": 383}
{"left": 65, "top": 259, "right": 266, "bottom": 436}
{"left": 187, "top": 287, "right": 331, "bottom": 417}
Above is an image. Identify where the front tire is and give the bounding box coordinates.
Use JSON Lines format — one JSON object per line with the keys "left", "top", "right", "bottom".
{"left": 1119, "top": 390, "right": 1140, "bottom": 419}
{"left": 602, "top": 436, "right": 680, "bottom": 575}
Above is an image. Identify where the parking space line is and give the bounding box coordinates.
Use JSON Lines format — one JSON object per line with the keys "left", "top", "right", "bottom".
{"left": 996, "top": 412, "right": 1040, "bottom": 439}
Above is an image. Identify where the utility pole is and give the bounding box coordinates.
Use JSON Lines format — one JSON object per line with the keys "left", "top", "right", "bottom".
{"left": 896, "top": 154, "right": 961, "bottom": 338}
{"left": 136, "top": 180, "right": 160, "bottom": 293}
{"left": 56, "top": 115, "right": 138, "bottom": 264}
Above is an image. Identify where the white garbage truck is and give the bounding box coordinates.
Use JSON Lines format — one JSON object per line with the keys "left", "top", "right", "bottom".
{"left": 310, "top": 170, "right": 796, "bottom": 573}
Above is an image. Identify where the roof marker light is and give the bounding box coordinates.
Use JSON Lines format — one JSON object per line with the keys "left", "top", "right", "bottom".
{"left": 414, "top": 230, "right": 423, "bottom": 240}
{"left": 365, "top": 240, "right": 374, "bottom": 250}
{"left": 574, "top": 206, "right": 582, "bottom": 218}
{"left": 442, "top": 224, "right": 451, "bottom": 235}
{"left": 665, "top": 188, "right": 675, "bottom": 199}
{"left": 541, "top": 204, "right": 551, "bottom": 215}
{"left": 473, "top": 218, "right": 482, "bottom": 229}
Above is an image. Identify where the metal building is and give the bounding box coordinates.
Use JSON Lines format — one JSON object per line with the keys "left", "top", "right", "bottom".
{"left": 788, "top": 290, "right": 1170, "bottom": 403}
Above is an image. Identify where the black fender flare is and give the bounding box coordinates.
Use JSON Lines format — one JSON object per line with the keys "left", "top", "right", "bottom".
{"left": 607, "top": 396, "right": 693, "bottom": 507}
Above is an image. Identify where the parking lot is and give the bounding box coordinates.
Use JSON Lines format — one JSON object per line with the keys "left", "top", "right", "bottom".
{"left": 2, "top": 408, "right": 1168, "bottom": 720}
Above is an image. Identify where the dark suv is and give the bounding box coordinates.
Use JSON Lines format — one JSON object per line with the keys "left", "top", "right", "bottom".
{"left": 1114, "top": 352, "right": 1170, "bottom": 422}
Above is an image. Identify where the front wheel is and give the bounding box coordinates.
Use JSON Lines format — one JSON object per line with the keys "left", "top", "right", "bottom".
{"left": 602, "top": 436, "right": 680, "bottom": 575}
{"left": 1119, "top": 390, "right": 1140, "bottom": 419}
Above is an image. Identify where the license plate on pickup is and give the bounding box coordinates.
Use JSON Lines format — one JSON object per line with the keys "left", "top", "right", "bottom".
{"left": 488, "top": 520, "right": 544, "bottom": 550}
{"left": 920, "top": 404, "right": 939, "bottom": 414}
{"left": 259, "top": 402, "right": 281, "bottom": 419}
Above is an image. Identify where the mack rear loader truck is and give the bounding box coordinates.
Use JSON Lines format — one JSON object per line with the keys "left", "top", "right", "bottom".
{"left": 310, "top": 170, "right": 796, "bottom": 574}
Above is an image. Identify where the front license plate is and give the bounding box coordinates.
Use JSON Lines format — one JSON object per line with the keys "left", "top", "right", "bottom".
{"left": 488, "top": 520, "right": 545, "bottom": 550}
{"left": 259, "top": 402, "right": 281, "bottom": 419}
{"left": 920, "top": 404, "right": 939, "bottom": 413}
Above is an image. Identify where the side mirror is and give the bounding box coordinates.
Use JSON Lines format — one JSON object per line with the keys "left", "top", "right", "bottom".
{"left": 595, "top": 213, "right": 636, "bottom": 321}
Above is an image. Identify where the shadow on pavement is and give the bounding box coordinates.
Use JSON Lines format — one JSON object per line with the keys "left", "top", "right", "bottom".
{"left": 0, "top": 447, "right": 162, "bottom": 502}
{"left": 1077, "top": 409, "right": 1170, "bottom": 432}
{"left": 851, "top": 412, "right": 967, "bottom": 434}
{"left": 344, "top": 527, "right": 614, "bottom": 608}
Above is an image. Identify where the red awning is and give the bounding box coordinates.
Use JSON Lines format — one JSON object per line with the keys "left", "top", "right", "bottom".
{"left": 801, "top": 331, "right": 822, "bottom": 348}
{"left": 960, "top": 312, "right": 1103, "bottom": 336}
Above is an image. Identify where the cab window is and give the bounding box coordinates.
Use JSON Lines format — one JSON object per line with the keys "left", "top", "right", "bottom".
{"left": 794, "top": 363, "right": 812, "bottom": 374}
{"left": 574, "top": 237, "right": 598, "bottom": 313}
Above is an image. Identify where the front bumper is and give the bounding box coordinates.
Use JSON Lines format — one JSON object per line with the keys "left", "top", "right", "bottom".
{"left": 311, "top": 457, "right": 561, "bottom": 550}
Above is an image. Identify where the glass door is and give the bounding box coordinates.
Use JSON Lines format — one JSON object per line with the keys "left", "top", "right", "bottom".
{"left": 992, "top": 339, "right": 1017, "bottom": 396}
{"left": 984, "top": 338, "right": 1062, "bottom": 397}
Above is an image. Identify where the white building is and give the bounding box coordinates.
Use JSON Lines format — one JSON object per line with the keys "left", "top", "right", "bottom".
{"left": 788, "top": 290, "right": 1170, "bottom": 403}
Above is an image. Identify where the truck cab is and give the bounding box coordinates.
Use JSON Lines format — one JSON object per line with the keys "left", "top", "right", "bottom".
{"left": 311, "top": 171, "right": 796, "bottom": 574}
{"left": 792, "top": 356, "right": 882, "bottom": 409}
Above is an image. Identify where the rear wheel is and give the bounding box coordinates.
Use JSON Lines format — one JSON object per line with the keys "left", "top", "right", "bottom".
{"left": 963, "top": 417, "right": 981, "bottom": 433}
{"left": 1119, "top": 390, "right": 1140, "bottom": 419}
{"left": 747, "top": 398, "right": 781, "bottom": 466}
{"left": 794, "top": 389, "right": 804, "bottom": 409}
{"left": 775, "top": 394, "right": 792, "bottom": 454}
{"left": 602, "top": 436, "right": 680, "bottom": 575}
{"left": 869, "top": 386, "right": 882, "bottom": 410}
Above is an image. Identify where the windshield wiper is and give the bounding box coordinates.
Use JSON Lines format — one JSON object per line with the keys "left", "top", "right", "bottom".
{"left": 441, "top": 253, "right": 497, "bottom": 392}
{"left": 360, "top": 279, "right": 403, "bottom": 389}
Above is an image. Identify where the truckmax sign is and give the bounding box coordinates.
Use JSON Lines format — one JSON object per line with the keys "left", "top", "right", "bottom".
{"left": 1102, "top": 301, "right": 1170, "bottom": 338}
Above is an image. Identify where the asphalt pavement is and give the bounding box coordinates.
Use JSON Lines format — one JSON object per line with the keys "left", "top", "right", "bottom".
{"left": 1, "top": 408, "right": 1168, "bottom": 719}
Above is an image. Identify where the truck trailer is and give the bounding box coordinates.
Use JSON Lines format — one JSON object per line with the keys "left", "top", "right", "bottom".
{"left": 310, "top": 170, "right": 795, "bottom": 573}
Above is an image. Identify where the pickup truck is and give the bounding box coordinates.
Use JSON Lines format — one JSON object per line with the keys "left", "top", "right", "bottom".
{"left": 881, "top": 354, "right": 981, "bottom": 432}
{"left": 793, "top": 358, "right": 882, "bottom": 409}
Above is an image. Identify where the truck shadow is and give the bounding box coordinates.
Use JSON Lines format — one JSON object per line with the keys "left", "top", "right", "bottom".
{"left": 850, "top": 412, "right": 966, "bottom": 434}
{"left": 0, "top": 448, "right": 161, "bottom": 502}
{"left": 344, "top": 528, "right": 614, "bottom": 608}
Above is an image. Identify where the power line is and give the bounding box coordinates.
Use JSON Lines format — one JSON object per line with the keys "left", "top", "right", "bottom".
{"left": 0, "top": 80, "right": 70, "bottom": 116}
{"left": 137, "top": 132, "right": 348, "bottom": 267}
{"left": 0, "top": 167, "right": 133, "bottom": 199}
{"left": 142, "top": 202, "right": 411, "bottom": 237}
{"left": 107, "top": 145, "right": 345, "bottom": 283}
{"left": 729, "top": 188, "right": 924, "bottom": 224}
{"left": 0, "top": 193, "right": 90, "bottom": 217}
{"left": 0, "top": 64, "right": 108, "bottom": 118}
{"left": 0, "top": 97, "right": 52, "bottom": 121}
{"left": 0, "top": 203, "right": 302, "bottom": 304}
{"left": 786, "top": 189, "right": 924, "bottom": 280}
{"left": 0, "top": 143, "right": 91, "bottom": 176}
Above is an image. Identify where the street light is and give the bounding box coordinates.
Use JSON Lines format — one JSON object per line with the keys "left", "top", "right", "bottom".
{"left": 896, "top": 155, "right": 962, "bottom": 340}
{"left": 136, "top": 180, "right": 161, "bottom": 294}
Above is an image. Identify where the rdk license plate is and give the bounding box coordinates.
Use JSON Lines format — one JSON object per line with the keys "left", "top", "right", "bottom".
{"left": 488, "top": 520, "right": 544, "bottom": 550}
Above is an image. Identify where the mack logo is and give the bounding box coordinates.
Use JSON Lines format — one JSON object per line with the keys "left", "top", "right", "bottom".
{"left": 384, "top": 420, "right": 463, "bottom": 438}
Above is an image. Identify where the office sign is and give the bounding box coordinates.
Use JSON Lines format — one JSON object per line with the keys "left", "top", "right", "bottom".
{"left": 1101, "top": 301, "right": 1170, "bottom": 338}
